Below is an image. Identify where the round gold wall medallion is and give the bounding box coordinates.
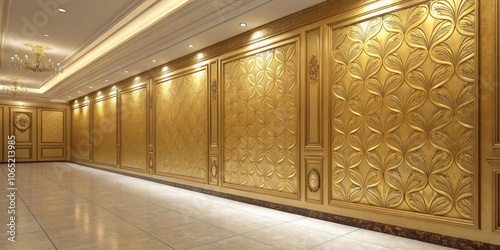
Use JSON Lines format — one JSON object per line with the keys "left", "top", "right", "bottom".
{"left": 14, "top": 113, "right": 31, "bottom": 130}
{"left": 308, "top": 169, "right": 320, "bottom": 193}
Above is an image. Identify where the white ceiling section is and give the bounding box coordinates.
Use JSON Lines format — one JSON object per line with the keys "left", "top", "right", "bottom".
{"left": 0, "top": 0, "right": 325, "bottom": 102}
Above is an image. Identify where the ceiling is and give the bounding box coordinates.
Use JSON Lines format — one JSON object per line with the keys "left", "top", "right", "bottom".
{"left": 0, "top": 0, "right": 325, "bottom": 103}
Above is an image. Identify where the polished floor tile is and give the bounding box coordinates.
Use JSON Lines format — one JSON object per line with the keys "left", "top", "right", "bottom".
{"left": 0, "top": 162, "right": 457, "bottom": 249}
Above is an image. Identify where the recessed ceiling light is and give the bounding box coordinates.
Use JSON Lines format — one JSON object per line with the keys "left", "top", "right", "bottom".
{"left": 58, "top": 8, "right": 67, "bottom": 13}
{"left": 239, "top": 22, "right": 247, "bottom": 27}
{"left": 43, "top": 34, "right": 50, "bottom": 37}
{"left": 68, "top": 95, "right": 71, "bottom": 98}
{"left": 104, "top": 79, "right": 109, "bottom": 82}
{"left": 78, "top": 91, "right": 81, "bottom": 93}
{"left": 124, "top": 70, "right": 129, "bottom": 73}
{"left": 151, "top": 59, "right": 157, "bottom": 63}
{"left": 187, "top": 44, "right": 194, "bottom": 48}
{"left": 89, "top": 86, "right": 93, "bottom": 89}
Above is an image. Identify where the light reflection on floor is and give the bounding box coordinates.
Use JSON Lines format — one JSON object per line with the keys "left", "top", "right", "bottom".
{"left": 0, "top": 162, "right": 454, "bottom": 249}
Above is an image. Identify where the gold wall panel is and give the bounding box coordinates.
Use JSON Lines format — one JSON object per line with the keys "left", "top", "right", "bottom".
{"left": 306, "top": 28, "right": 323, "bottom": 148}
{"left": 495, "top": 0, "right": 500, "bottom": 147}
{"left": 71, "top": 105, "right": 90, "bottom": 161}
{"left": 222, "top": 41, "right": 299, "bottom": 195}
{"left": 0, "top": 107, "right": 3, "bottom": 161}
{"left": 15, "top": 146, "right": 32, "bottom": 159}
{"left": 11, "top": 108, "right": 36, "bottom": 161}
{"left": 155, "top": 69, "right": 208, "bottom": 180}
{"left": 13, "top": 112, "right": 33, "bottom": 143}
{"left": 92, "top": 97, "right": 117, "bottom": 166}
{"left": 41, "top": 110, "right": 64, "bottom": 143}
{"left": 41, "top": 147, "right": 65, "bottom": 159}
{"left": 497, "top": 171, "right": 500, "bottom": 230}
{"left": 330, "top": 0, "right": 476, "bottom": 222}
{"left": 120, "top": 86, "right": 148, "bottom": 171}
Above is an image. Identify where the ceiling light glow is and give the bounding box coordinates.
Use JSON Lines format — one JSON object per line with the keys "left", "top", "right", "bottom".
{"left": 239, "top": 22, "right": 247, "bottom": 27}
{"left": 58, "top": 8, "right": 67, "bottom": 13}
{"left": 187, "top": 44, "right": 194, "bottom": 48}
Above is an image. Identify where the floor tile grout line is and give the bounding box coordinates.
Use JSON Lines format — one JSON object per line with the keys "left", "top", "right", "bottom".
{"left": 26, "top": 164, "right": 178, "bottom": 250}
{"left": 0, "top": 165, "right": 58, "bottom": 249}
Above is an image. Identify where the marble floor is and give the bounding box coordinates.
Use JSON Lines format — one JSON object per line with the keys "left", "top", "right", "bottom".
{"left": 0, "top": 162, "right": 454, "bottom": 250}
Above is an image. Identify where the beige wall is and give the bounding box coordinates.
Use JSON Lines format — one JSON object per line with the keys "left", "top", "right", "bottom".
{"left": 0, "top": 101, "right": 70, "bottom": 162}
{"left": 70, "top": 0, "right": 500, "bottom": 245}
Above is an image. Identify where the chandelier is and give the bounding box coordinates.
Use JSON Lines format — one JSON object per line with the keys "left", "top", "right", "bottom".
{"left": 11, "top": 44, "right": 64, "bottom": 75}
{"left": 3, "top": 77, "right": 28, "bottom": 98}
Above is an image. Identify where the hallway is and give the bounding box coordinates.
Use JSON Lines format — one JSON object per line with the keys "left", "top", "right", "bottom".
{"left": 0, "top": 162, "right": 453, "bottom": 249}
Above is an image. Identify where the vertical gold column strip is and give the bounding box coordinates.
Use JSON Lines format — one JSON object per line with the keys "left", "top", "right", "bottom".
{"left": 496, "top": 170, "right": 500, "bottom": 231}
{"left": 495, "top": 0, "right": 500, "bottom": 147}
{"left": 117, "top": 88, "right": 121, "bottom": 168}
{"left": 209, "top": 61, "right": 219, "bottom": 185}
{"left": 305, "top": 27, "right": 323, "bottom": 148}
{"left": 89, "top": 99, "right": 94, "bottom": 162}
{"left": 148, "top": 79, "right": 154, "bottom": 174}
{"left": 0, "top": 107, "right": 3, "bottom": 162}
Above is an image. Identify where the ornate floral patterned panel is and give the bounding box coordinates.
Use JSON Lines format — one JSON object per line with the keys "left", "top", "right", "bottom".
{"left": 93, "top": 97, "right": 117, "bottom": 165}
{"left": 155, "top": 69, "right": 208, "bottom": 179}
{"left": 121, "top": 87, "right": 148, "bottom": 171}
{"left": 330, "top": 0, "right": 475, "bottom": 222}
{"left": 71, "top": 105, "right": 90, "bottom": 161}
{"left": 223, "top": 42, "right": 299, "bottom": 194}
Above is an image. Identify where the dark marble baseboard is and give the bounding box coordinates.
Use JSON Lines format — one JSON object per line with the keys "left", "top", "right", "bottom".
{"left": 75, "top": 162, "right": 499, "bottom": 250}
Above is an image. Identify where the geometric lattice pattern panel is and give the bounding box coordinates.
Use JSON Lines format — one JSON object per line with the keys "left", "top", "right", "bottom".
{"left": 41, "top": 110, "right": 64, "bottom": 143}
{"left": 330, "top": 0, "right": 475, "bottom": 221}
{"left": 155, "top": 69, "right": 208, "bottom": 179}
{"left": 71, "top": 106, "right": 90, "bottom": 161}
{"left": 92, "top": 97, "right": 117, "bottom": 166}
{"left": 223, "top": 42, "right": 299, "bottom": 194}
{"left": 121, "top": 87, "right": 148, "bottom": 171}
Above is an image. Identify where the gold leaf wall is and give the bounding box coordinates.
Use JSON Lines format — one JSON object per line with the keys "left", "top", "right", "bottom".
{"left": 93, "top": 97, "right": 117, "bottom": 166}
{"left": 222, "top": 42, "right": 299, "bottom": 194}
{"left": 41, "top": 110, "right": 64, "bottom": 143}
{"left": 71, "top": 105, "right": 90, "bottom": 161}
{"left": 330, "top": 0, "right": 475, "bottom": 221}
{"left": 155, "top": 69, "right": 208, "bottom": 179}
{"left": 120, "top": 87, "right": 148, "bottom": 171}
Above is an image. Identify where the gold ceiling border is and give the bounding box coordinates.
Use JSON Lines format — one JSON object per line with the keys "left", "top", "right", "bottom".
{"left": 327, "top": 0, "right": 479, "bottom": 228}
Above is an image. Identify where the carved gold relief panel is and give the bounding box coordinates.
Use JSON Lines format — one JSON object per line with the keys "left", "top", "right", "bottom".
{"left": 71, "top": 105, "right": 90, "bottom": 161}
{"left": 222, "top": 41, "right": 299, "bottom": 196}
{"left": 92, "top": 97, "right": 117, "bottom": 166}
{"left": 120, "top": 86, "right": 148, "bottom": 171}
{"left": 330, "top": 0, "right": 476, "bottom": 223}
{"left": 155, "top": 69, "right": 208, "bottom": 180}
{"left": 41, "top": 110, "right": 64, "bottom": 143}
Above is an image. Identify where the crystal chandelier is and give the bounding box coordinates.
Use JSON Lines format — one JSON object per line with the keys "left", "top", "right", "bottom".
{"left": 11, "top": 44, "right": 64, "bottom": 75}
{"left": 3, "top": 77, "right": 28, "bottom": 98}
